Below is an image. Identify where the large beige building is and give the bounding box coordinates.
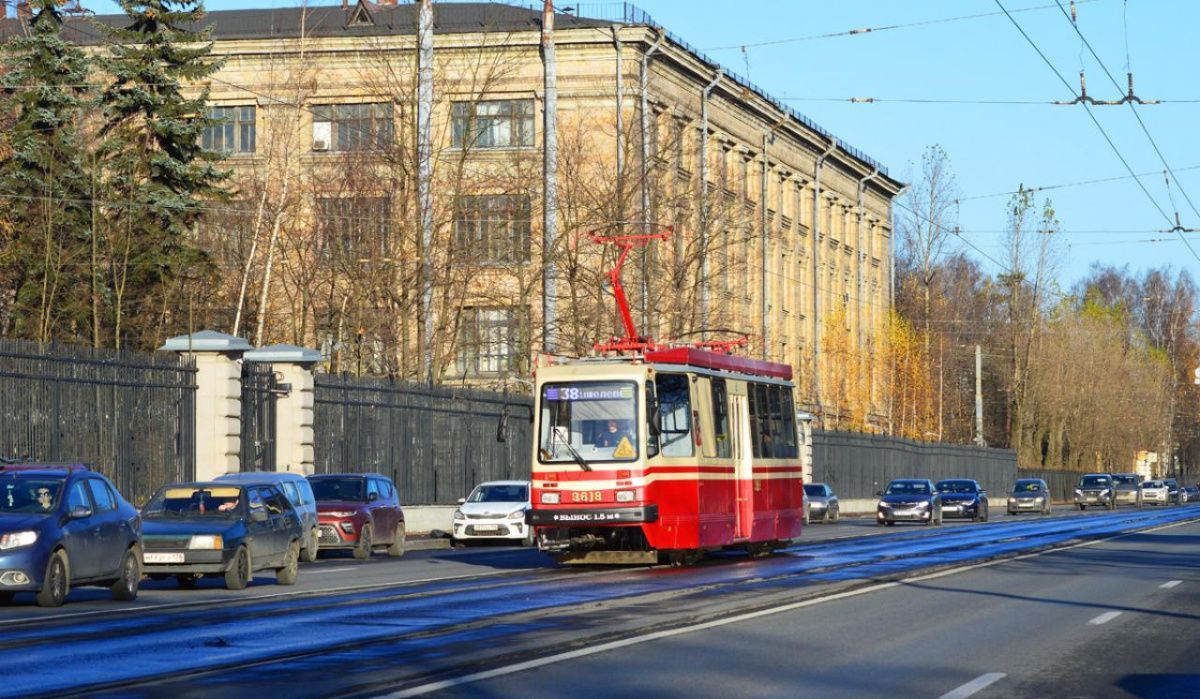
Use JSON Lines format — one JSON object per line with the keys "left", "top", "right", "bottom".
{"left": 58, "top": 1, "right": 903, "bottom": 422}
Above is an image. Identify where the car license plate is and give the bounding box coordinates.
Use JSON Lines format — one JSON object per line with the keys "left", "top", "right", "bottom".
{"left": 144, "top": 552, "right": 185, "bottom": 564}
{"left": 474, "top": 524, "right": 499, "bottom": 532}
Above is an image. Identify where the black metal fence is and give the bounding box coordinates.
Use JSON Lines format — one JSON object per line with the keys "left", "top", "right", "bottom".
{"left": 240, "top": 362, "right": 278, "bottom": 472}
{"left": 313, "top": 375, "right": 533, "bottom": 505}
{"left": 0, "top": 338, "right": 196, "bottom": 505}
{"left": 812, "top": 430, "right": 1019, "bottom": 500}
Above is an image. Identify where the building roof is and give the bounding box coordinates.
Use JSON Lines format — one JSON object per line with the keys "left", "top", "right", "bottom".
{"left": 1, "top": 2, "right": 611, "bottom": 44}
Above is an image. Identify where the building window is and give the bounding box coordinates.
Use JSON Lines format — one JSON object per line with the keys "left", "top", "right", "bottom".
{"left": 203, "top": 105, "right": 256, "bottom": 154}
{"left": 312, "top": 103, "right": 394, "bottom": 152}
{"left": 451, "top": 99, "right": 534, "bottom": 149}
{"left": 457, "top": 308, "right": 521, "bottom": 376}
{"left": 315, "top": 196, "right": 392, "bottom": 258}
{"left": 672, "top": 119, "right": 686, "bottom": 172}
{"left": 453, "top": 194, "right": 531, "bottom": 263}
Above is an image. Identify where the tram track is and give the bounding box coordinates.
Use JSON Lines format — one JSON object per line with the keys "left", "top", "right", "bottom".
{"left": 7, "top": 506, "right": 1198, "bottom": 698}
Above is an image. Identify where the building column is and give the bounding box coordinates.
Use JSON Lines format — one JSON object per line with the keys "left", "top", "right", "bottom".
{"left": 244, "top": 345, "right": 323, "bottom": 474}
{"left": 160, "top": 331, "right": 252, "bottom": 481}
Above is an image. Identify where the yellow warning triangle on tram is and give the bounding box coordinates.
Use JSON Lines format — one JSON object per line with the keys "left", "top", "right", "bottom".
{"left": 613, "top": 436, "right": 636, "bottom": 459}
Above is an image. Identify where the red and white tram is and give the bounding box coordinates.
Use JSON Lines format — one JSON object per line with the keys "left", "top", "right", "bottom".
{"left": 528, "top": 230, "right": 808, "bottom": 565}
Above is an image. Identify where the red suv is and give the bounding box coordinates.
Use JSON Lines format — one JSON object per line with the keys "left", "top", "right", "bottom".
{"left": 308, "top": 474, "right": 405, "bottom": 559}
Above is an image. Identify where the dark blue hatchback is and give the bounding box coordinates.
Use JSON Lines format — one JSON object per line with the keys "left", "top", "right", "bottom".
{"left": 0, "top": 464, "right": 141, "bottom": 607}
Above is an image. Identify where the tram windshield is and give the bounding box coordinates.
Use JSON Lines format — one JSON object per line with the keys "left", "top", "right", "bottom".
{"left": 538, "top": 381, "right": 639, "bottom": 464}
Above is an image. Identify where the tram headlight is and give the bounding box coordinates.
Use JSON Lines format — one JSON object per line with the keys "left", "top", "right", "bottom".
{"left": 616, "top": 490, "right": 635, "bottom": 503}
{"left": 541, "top": 492, "right": 560, "bottom": 504}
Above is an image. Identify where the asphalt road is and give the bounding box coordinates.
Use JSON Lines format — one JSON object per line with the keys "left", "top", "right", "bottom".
{"left": 1, "top": 503, "right": 1196, "bottom": 698}
{"left": 428, "top": 517, "right": 1200, "bottom": 699}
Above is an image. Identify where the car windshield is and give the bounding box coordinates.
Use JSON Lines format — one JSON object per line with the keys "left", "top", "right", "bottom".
{"left": 1013, "top": 481, "right": 1042, "bottom": 493}
{"left": 936, "top": 481, "right": 976, "bottom": 493}
{"left": 143, "top": 486, "right": 243, "bottom": 517}
{"left": 311, "top": 478, "right": 365, "bottom": 502}
{"left": 0, "top": 475, "right": 64, "bottom": 514}
{"left": 468, "top": 484, "right": 528, "bottom": 503}
{"left": 1112, "top": 475, "right": 1139, "bottom": 485}
{"left": 1080, "top": 476, "right": 1111, "bottom": 487}
{"left": 539, "top": 382, "right": 639, "bottom": 464}
{"left": 804, "top": 485, "right": 825, "bottom": 497}
{"left": 886, "top": 481, "right": 929, "bottom": 495}
{"left": 1144, "top": 481, "right": 1163, "bottom": 488}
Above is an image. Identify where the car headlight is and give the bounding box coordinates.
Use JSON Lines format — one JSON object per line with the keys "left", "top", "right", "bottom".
{"left": 0, "top": 530, "right": 37, "bottom": 551}
{"left": 877, "top": 502, "right": 892, "bottom": 509}
{"left": 188, "top": 535, "right": 223, "bottom": 550}
{"left": 325, "top": 511, "right": 356, "bottom": 518}
{"left": 541, "top": 492, "right": 560, "bottom": 504}
{"left": 1074, "top": 489, "right": 1083, "bottom": 496}
{"left": 1101, "top": 488, "right": 1111, "bottom": 496}
{"left": 916, "top": 501, "right": 931, "bottom": 509}
{"left": 507, "top": 509, "right": 525, "bottom": 521}
{"left": 453, "top": 509, "right": 465, "bottom": 521}
{"left": 616, "top": 490, "right": 635, "bottom": 503}
{"left": 1008, "top": 498, "right": 1017, "bottom": 504}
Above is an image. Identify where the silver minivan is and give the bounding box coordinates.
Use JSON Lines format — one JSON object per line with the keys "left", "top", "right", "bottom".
{"left": 217, "top": 472, "right": 321, "bottom": 562}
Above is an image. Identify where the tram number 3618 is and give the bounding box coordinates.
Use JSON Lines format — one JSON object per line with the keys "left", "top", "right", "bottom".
{"left": 570, "top": 491, "right": 604, "bottom": 503}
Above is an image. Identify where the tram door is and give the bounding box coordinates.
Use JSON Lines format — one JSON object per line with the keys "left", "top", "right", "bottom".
{"left": 729, "top": 393, "right": 754, "bottom": 539}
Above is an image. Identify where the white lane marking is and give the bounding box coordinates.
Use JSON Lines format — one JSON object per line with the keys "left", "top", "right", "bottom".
{"left": 939, "top": 673, "right": 1007, "bottom": 699}
{"left": 1160, "top": 580, "right": 1183, "bottom": 589}
{"left": 386, "top": 516, "right": 1200, "bottom": 698}
{"left": 1089, "top": 611, "right": 1122, "bottom": 625}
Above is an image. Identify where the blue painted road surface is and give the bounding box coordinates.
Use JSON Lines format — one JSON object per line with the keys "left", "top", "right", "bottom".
{"left": 1, "top": 506, "right": 1197, "bottom": 697}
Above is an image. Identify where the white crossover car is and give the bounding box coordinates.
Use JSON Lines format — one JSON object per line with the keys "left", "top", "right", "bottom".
{"left": 452, "top": 481, "right": 533, "bottom": 545}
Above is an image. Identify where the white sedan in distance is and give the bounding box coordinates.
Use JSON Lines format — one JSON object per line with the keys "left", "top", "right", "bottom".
{"left": 452, "top": 480, "right": 533, "bottom": 546}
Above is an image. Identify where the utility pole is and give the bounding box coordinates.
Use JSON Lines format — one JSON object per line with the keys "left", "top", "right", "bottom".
{"left": 417, "top": 0, "right": 434, "bottom": 384}
{"left": 541, "top": 0, "right": 558, "bottom": 353}
{"left": 974, "top": 344, "right": 986, "bottom": 447}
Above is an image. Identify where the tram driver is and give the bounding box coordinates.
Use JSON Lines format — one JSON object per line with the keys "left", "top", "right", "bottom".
{"left": 596, "top": 420, "right": 635, "bottom": 449}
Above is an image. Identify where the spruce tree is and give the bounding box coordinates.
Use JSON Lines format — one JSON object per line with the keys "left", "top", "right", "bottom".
{"left": 0, "top": 0, "right": 94, "bottom": 342}
{"left": 99, "top": 0, "right": 227, "bottom": 348}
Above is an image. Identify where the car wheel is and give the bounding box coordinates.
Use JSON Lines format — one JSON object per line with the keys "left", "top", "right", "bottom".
{"left": 831, "top": 506, "right": 840, "bottom": 524}
{"left": 353, "top": 524, "right": 373, "bottom": 560}
{"left": 36, "top": 550, "right": 69, "bottom": 608}
{"left": 387, "top": 524, "right": 406, "bottom": 558}
{"left": 301, "top": 528, "right": 319, "bottom": 564}
{"left": 224, "top": 546, "right": 251, "bottom": 591}
{"left": 982, "top": 504, "right": 989, "bottom": 522}
{"left": 110, "top": 545, "right": 141, "bottom": 602}
{"left": 1079, "top": 504, "right": 1086, "bottom": 511}
{"left": 276, "top": 540, "right": 300, "bottom": 586}
{"left": 1107, "top": 501, "right": 1116, "bottom": 511}
{"left": 821, "top": 507, "right": 830, "bottom": 524}
{"left": 523, "top": 527, "right": 537, "bottom": 547}
{"left": 176, "top": 574, "right": 199, "bottom": 589}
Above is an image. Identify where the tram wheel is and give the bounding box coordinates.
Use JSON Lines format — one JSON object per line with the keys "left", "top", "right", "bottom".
{"left": 664, "top": 549, "right": 703, "bottom": 567}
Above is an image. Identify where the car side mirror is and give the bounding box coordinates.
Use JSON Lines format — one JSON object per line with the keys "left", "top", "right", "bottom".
{"left": 457, "top": 497, "right": 466, "bottom": 505}
{"left": 369, "top": 492, "right": 380, "bottom": 503}
{"left": 69, "top": 506, "right": 92, "bottom": 519}
{"left": 250, "top": 508, "right": 268, "bottom": 523}
{"left": 875, "top": 491, "right": 883, "bottom": 497}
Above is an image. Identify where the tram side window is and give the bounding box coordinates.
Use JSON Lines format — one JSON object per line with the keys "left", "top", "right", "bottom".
{"left": 749, "top": 383, "right": 798, "bottom": 458}
{"left": 711, "top": 378, "right": 732, "bottom": 458}
{"left": 655, "top": 374, "right": 694, "bottom": 457}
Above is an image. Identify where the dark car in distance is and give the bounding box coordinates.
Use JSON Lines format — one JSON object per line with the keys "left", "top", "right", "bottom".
{"left": 935, "top": 479, "right": 989, "bottom": 521}
{"left": 309, "top": 474, "right": 406, "bottom": 559}
{"left": 141, "top": 482, "right": 304, "bottom": 590}
{"left": 0, "top": 463, "right": 141, "bottom": 607}
{"left": 876, "top": 479, "right": 942, "bottom": 527}
{"left": 1075, "top": 473, "right": 1115, "bottom": 510}
{"left": 1163, "top": 479, "right": 1183, "bottom": 506}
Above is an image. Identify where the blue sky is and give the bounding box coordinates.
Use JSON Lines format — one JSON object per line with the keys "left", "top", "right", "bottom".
{"left": 75, "top": 0, "right": 1200, "bottom": 286}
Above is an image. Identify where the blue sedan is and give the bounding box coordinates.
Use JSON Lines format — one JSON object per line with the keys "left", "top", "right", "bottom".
{"left": 0, "top": 463, "right": 142, "bottom": 607}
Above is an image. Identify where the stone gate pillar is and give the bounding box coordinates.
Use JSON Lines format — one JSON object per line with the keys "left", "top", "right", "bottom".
{"left": 160, "top": 330, "right": 251, "bottom": 481}
{"left": 244, "top": 344, "right": 323, "bottom": 474}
